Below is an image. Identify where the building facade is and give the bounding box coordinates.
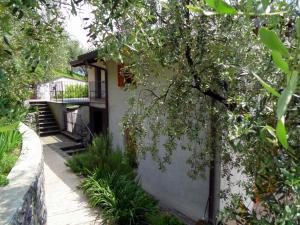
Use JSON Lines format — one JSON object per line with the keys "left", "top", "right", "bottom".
{"left": 70, "top": 51, "right": 226, "bottom": 223}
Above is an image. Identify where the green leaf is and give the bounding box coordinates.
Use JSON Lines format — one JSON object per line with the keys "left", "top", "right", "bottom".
{"left": 253, "top": 73, "right": 280, "bottom": 97}
{"left": 276, "top": 116, "right": 288, "bottom": 149}
{"left": 3, "top": 36, "right": 11, "bottom": 48}
{"left": 272, "top": 51, "right": 289, "bottom": 74}
{"left": 276, "top": 71, "right": 298, "bottom": 119}
{"left": 263, "top": 125, "right": 276, "bottom": 138}
{"left": 205, "top": 0, "right": 237, "bottom": 14}
{"left": 261, "top": 0, "right": 270, "bottom": 10}
{"left": 186, "top": 5, "right": 203, "bottom": 14}
{"left": 260, "top": 125, "right": 276, "bottom": 141}
{"left": 296, "top": 18, "right": 300, "bottom": 41}
{"left": 0, "top": 68, "right": 5, "bottom": 78}
{"left": 259, "top": 28, "right": 289, "bottom": 57}
{"left": 0, "top": 123, "right": 18, "bottom": 133}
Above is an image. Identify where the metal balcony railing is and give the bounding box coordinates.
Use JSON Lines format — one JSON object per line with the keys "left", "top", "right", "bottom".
{"left": 50, "top": 81, "right": 89, "bottom": 103}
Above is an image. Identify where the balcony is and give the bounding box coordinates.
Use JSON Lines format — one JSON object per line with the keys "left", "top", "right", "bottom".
{"left": 50, "top": 81, "right": 89, "bottom": 104}
{"left": 49, "top": 81, "right": 107, "bottom": 108}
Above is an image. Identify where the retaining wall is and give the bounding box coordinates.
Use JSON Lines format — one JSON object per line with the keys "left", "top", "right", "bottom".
{"left": 0, "top": 123, "right": 46, "bottom": 225}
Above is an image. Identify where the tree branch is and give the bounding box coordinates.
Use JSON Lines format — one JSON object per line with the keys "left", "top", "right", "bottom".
{"left": 191, "top": 85, "right": 236, "bottom": 111}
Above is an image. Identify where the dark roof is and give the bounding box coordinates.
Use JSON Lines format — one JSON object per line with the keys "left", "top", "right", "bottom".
{"left": 70, "top": 50, "right": 99, "bottom": 67}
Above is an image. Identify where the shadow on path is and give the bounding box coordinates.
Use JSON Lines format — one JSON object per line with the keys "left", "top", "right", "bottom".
{"left": 42, "top": 135, "right": 102, "bottom": 225}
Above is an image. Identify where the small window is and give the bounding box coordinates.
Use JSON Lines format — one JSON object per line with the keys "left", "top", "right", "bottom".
{"left": 118, "top": 64, "right": 133, "bottom": 87}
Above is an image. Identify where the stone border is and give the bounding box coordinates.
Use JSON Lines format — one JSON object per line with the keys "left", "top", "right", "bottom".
{"left": 0, "top": 123, "right": 46, "bottom": 225}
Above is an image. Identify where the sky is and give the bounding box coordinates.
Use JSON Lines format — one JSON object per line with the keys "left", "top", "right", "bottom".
{"left": 62, "top": 3, "right": 94, "bottom": 50}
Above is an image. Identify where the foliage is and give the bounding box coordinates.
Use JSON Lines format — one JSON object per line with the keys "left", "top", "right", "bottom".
{"left": 0, "top": 1, "right": 84, "bottom": 124}
{"left": 0, "top": 127, "right": 22, "bottom": 186}
{"left": 66, "top": 134, "right": 134, "bottom": 177}
{"left": 68, "top": 134, "right": 185, "bottom": 224}
{"left": 57, "top": 84, "right": 88, "bottom": 99}
{"left": 147, "top": 212, "right": 185, "bottom": 225}
{"left": 84, "top": 0, "right": 299, "bottom": 224}
{"left": 49, "top": 38, "right": 85, "bottom": 73}
{"left": 53, "top": 69, "right": 87, "bottom": 81}
{"left": 82, "top": 171, "right": 158, "bottom": 225}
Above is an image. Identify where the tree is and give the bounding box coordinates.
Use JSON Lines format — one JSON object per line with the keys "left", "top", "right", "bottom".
{"left": 85, "top": 0, "right": 299, "bottom": 223}
{"left": 0, "top": 0, "right": 83, "bottom": 125}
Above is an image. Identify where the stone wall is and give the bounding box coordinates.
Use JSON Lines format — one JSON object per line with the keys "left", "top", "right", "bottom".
{"left": 0, "top": 123, "right": 46, "bottom": 225}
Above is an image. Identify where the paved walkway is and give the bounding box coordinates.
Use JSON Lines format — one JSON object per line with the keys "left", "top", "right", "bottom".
{"left": 42, "top": 135, "right": 102, "bottom": 225}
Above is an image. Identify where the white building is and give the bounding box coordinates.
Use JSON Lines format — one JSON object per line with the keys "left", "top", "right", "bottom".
{"left": 69, "top": 51, "right": 247, "bottom": 224}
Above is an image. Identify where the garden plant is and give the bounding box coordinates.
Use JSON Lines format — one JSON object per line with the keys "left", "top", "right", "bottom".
{"left": 67, "top": 135, "right": 185, "bottom": 225}
{"left": 0, "top": 0, "right": 299, "bottom": 224}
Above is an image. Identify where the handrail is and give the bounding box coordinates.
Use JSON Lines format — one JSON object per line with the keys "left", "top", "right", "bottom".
{"left": 78, "top": 114, "right": 94, "bottom": 139}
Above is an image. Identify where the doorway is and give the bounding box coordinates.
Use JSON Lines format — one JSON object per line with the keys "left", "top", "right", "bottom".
{"left": 90, "top": 107, "right": 108, "bottom": 135}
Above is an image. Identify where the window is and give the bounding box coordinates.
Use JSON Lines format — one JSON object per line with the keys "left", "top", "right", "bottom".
{"left": 117, "top": 64, "right": 133, "bottom": 87}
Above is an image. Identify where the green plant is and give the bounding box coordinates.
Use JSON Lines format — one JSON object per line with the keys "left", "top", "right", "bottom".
{"left": 57, "top": 84, "right": 88, "bottom": 99}
{"left": 0, "top": 127, "right": 22, "bottom": 186}
{"left": 66, "top": 134, "right": 134, "bottom": 177}
{"left": 82, "top": 171, "right": 158, "bottom": 225}
{"left": 147, "top": 212, "right": 185, "bottom": 225}
{"left": 68, "top": 134, "right": 185, "bottom": 224}
{"left": 66, "top": 134, "right": 111, "bottom": 174}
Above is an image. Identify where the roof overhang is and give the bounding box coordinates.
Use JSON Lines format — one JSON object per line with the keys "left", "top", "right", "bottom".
{"left": 70, "top": 50, "right": 99, "bottom": 67}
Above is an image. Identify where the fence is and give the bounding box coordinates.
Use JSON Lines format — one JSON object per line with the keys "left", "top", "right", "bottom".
{"left": 50, "top": 81, "right": 89, "bottom": 103}
{"left": 49, "top": 81, "right": 106, "bottom": 103}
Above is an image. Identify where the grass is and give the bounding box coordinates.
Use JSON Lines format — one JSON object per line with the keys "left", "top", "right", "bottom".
{"left": 0, "top": 128, "right": 22, "bottom": 186}
{"left": 56, "top": 84, "right": 88, "bottom": 99}
{"left": 53, "top": 69, "right": 87, "bottom": 81}
{"left": 66, "top": 134, "right": 185, "bottom": 225}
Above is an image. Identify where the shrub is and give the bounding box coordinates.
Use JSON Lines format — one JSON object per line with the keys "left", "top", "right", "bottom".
{"left": 82, "top": 171, "right": 158, "bottom": 225}
{"left": 67, "top": 134, "right": 185, "bottom": 224}
{"left": 147, "top": 212, "right": 185, "bottom": 225}
{"left": 66, "top": 134, "right": 134, "bottom": 177}
{"left": 0, "top": 128, "right": 22, "bottom": 186}
{"left": 66, "top": 134, "right": 112, "bottom": 175}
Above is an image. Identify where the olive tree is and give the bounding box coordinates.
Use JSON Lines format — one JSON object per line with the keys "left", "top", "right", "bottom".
{"left": 85, "top": 0, "right": 299, "bottom": 223}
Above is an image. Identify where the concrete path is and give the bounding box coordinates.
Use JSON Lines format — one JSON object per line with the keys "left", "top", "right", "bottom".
{"left": 42, "top": 135, "right": 102, "bottom": 225}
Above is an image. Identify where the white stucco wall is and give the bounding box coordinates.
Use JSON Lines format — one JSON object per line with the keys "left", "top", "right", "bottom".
{"left": 48, "top": 102, "right": 66, "bottom": 130}
{"left": 103, "top": 61, "right": 210, "bottom": 222}
{"left": 106, "top": 61, "right": 129, "bottom": 149}
{"left": 65, "top": 106, "right": 90, "bottom": 133}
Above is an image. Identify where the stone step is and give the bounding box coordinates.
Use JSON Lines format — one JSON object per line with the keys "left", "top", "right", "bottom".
{"left": 38, "top": 119, "right": 56, "bottom": 125}
{"left": 39, "top": 130, "right": 60, "bottom": 137}
{"left": 38, "top": 106, "right": 50, "bottom": 111}
{"left": 38, "top": 111, "right": 52, "bottom": 115}
{"left": 61, "top": 131, "right": 83, "bottom": 142}
{"left": 64, "top": 148, "right": 86, "bottom": 156}
{"left": 38, "top": 114, "right": 54, "bottom": 118}
{"left": 39, "top": 121, "right": 57, "bottom": 126}
{"left": 60, "top": 143, "right": 85, "bottom": 151}
{"left": 39, "top": 125, "right": 59, "bottom": 131}
{"left": 30, "top": 102, "right": 48, "bottom": 106}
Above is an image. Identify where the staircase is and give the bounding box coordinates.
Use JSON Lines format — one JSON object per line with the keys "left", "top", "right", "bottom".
{"left": 60, "top": 131, "right": 87, "bottom": 156}
{"left": 30, "top": 101, "right": 60, "bottom": 136}
{"left": 60, "top": 142, "right": 86, "bottom": 156}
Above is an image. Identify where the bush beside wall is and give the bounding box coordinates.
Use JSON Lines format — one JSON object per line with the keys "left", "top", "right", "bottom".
{"left": 67, "top": 135, "right": 185, "bottom": 225}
